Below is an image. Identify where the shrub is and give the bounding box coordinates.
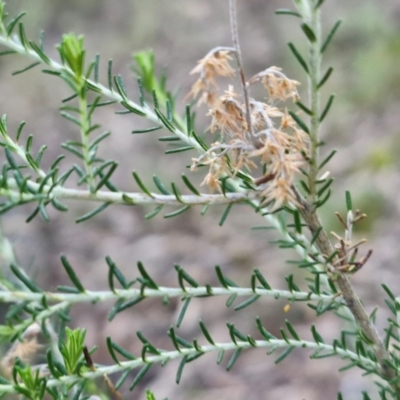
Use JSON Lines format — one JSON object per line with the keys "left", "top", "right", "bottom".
{"left": 0, "top": 0, "right": 398, "bottom": 399}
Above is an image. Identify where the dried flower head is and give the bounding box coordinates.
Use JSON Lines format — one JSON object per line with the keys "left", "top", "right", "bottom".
{"left": 189, "top": 50, "right": 309, "bottom": 209}
{"left": 188, "top": 47, "right": 236, "bottom": 106}
{"left": 208, "top": 85, "right": 246, "bottom": 137}
{"left": 249, "top": 67, "right": 300, "bottom": 102}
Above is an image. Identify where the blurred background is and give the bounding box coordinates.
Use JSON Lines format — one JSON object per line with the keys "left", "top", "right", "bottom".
{"left": 0, "top": 0, "right": 400, "bottom": 399}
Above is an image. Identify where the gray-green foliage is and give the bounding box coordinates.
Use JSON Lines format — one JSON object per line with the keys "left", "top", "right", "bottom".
{"left": 0, "top": 0, "right": 398, "bottom": 399}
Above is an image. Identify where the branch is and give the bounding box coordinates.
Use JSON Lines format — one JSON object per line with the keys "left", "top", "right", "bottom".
{"left": 0, "top": 337, "right": 378, "bottom": 395}
{"left": 0, "top": 286, "right": 340, "bottom": 305}
{"left": 0, "top": 33, "right": 203, "bottom": 151}
{"left": 229, "top": 0, "right": 255, "bottom": 145}
{"left": 295, "top": 189, "right": 395, "bottom": 381}
{"left": 3, "top": 178, "right": 255, "bottom": 206}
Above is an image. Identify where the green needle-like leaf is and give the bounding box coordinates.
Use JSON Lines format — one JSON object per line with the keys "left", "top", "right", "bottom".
{"left": 61, "top": 255, "right": 86, "bottom": 292}
{"left": 75, "top": 202, "right": 110, "bottom": 222}
{"left": 129, "top": 364, "right": 152, "bottom": 391}
{"left": 10, "top": 264, "right": 41, "bottom": 292}
{"left": 321, "top": 20, "right": 342, "bottom": 53}
{"left": 132, "top": 171, "right": 153, "bottom": 196}
{"left": 275, "top": 346, "right": 295, "bottom": 364}
{"left": 288, "top": 43, "right": 309, "bottom": 74}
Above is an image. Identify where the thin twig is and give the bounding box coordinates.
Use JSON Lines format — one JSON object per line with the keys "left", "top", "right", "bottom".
{"left": 291, "top": 0, "right": 396, "bottom": 385}
{"left": 229, "top": 0, "right": 256, "bottom": 147}
{"left": 4, "top": 178, "right": 255, "bottom": 206}
{"left": 293, "top": 187, "right": 395, "bottom": 381}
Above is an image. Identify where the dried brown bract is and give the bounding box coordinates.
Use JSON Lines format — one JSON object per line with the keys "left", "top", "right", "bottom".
{"left": 331, "top": 210, "right": 371, "bottom": 274}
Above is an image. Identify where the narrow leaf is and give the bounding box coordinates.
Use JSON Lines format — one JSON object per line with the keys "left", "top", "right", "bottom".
{"left": 226, "top": 348, "right": 242, "bottom": 371}
{"left": 51, "top": 198, "right": 69, "bottom": 212}
{"left": 165, "top": 146, "right": 195, "bottom": 154}
{"left": 318, "top": 67, "right": 333, "bottom": 89}
{"left": 382, "top": 284, "right": 396, "bottom": 302}
{"left": 319, "top": 94, "right": 335, "bottom": 122}
{"left": 75, "top": 202, "right": 110, "bottom": 223}
{"left": 234, "top": 295, "right": 260, "bottom": 311}
{"left": 226, "top": 293, "right": 237, "bottom": 308}
{"left": 114, "top": 75, "right": 128, "bottom": 99}
{"left": 95, "top": 162, "right": 118, "bottom": 191}
{"left": 314, "top": 189, "right": 331, "bottom": 208}
{"left": 154, "top": 108, "right": 175, "bottom": 133}
{"left": 287, "top": 43, "right": 309, "bottom": 74}
{"left": 120, "top": 100, "right": 146, "bottom": 116}
{"left": 171, "top": 182, "right": 184, "bottom": 203}
{"left": 130, "top": 77, "right": 143, "bottom": 108}
{"left": 176, "top": 298, "right": 191, "bottom": 328}
{"left": 153, "top": 175, "right": 170, "bottom": 195}
{"left": 132, "top": 171, "right": 153, "bottom": 196}
{"left": 115, "top": 369, "right": 130, "bottom": 390}
{"left": 61, "top": 255, "right": 85, "bottom": 292}
{"left": 275, "top": 9, "right": 301, "bottom": 17}
{"left": 90, "top": 131, "right": 111, "bottom": 149}
{"left": 275, "top": 346, "right": 295, "bottom": 364}
{"left": 176, "top": 355, "right": 188, "bottom": 384}
{"left": 129, "top": 364, "right": 152, "bottom": 391}
{"left": 38, "top": 202, "right": 50, "bottom": 222}
{"left": 107, "top": 59, "right": 113, "bottom": 90}
{"left": 318, "top": 149, "right": 337, "bottom": 170}
{"left": 137, "top": 261, "right": 158, "bottom": 289}
{"left": 321, "top": 20, "right": 342, "bottom": 53}
{"left": 6, "top": 13, "right": 26, "bottom": 37}
{"left": 106, "top": 255, "right": 128, "bottom": 290}
{"left": 285, "top": 320, "right": 300, "bottom": 340}
{"left": 199, "top": 320, "right": 215, "bottom": 345}
{"left": 317, "top": 178, "right": 334, "bottom": 197}
{"left": 106, "top": 338, "right": 121, "bottom": 365}
{"left": 295, "top": 101, "right": 313, "bottom": 116}
{"left": 345, "top": 190, "right": 352, "bottom": 211}
{"left": 166, "top": 99, "right": 173, "bottom": 121}
{"left": 0, "top": 50, "right": 17, "bottom": 56}
{"left": 299, "top": 180, "right": 310, "bottom": 195}
{"left": 29, "top": 41, "right": 50, "bottom": 64}
{"left": 253, "top": 269, "right": 271, "bottom": 290}
{"left": 164, "top": 205, "right": 190, "bottom": 218}
{"left": 174, "top": 265, "right": 199, "bottom": 288}
{"left": 181, "top": 174, "right": 200, "bottom": 195}
{"left": 186, "top": 104, "right": 192, "bottom": 135}
{"left": 60, "top": 112, "right": 81, "bottom": 127}
{"left": 132, "top": 126, "right": 163, "bottom": 134}
{"left": 217, "top": 349, "right": 225, "bottom": 365}
{"left": 311, "top": 325, "right": 324, "bottom": 344}
{"left": 158, "top": 135, "right": 181, "bottom": 142}
{"left": 145, "top": 205, "right": 163, "bottom": 220}
{"left": 219, "top": 204, "right": 233, "bottom": 226}
{"left": 288, "top": 111, "right": 310, "bottom": 134}
{"left": 301, "top": 23, "right": 316, "bottom": 42}
{"left": 12, "top": 61, "right": 41, "bottom": 76}
{"left": 293, "top": 211, "right": 302, "bottom": 234}
{"left": 10, "top": 264, "right": 41, "bottom": 292}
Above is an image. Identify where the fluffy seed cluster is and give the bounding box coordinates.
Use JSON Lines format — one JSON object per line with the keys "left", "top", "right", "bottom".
{"left": 189, "top": 48, "right": 309, "bottom": 209}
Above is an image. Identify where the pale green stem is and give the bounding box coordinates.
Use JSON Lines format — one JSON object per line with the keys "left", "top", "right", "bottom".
{"left": 0, "top": 338, "right": 378, "bottom": 395}
{"left": 78, "top": 90, "right": 95, "bottom": 192}
{"left": 0, "top": 286, "right": 339, "bottom": 305}
{"left": 307, "top": 4, "right": 321, "bottom": 201}
{"left": 293, "top": 0, "right": 395, "bottom": 383}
